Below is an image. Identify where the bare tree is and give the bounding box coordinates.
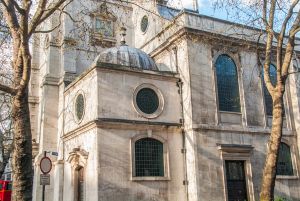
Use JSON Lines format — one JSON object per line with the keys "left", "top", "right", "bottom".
{"left": 0, "top": 0, "right": 74, "bottom": 200}
{"left": 0, "top": 90, "right": 13, "bottom": 179}
{"left": 213, "top": 0, "right": 300, "bottom": 200}
{"left": 0, "top": 22, "right": 13, "bottom": 180}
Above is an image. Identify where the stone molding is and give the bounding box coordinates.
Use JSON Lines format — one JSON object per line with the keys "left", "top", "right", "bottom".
{"left": 62, "top": 118, "right": 181, "bottom": 141}
{"left": 64, "top": 65, "right": 179, "bottom": 94}
{"left": 191, "top": 123, "right": 294, "bottom": 135}
{"left": 67, "top": 147, "right": 89, "bottom": 170}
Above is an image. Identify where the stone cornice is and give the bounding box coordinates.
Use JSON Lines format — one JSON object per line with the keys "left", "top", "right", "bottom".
{"left": 189, "top": 123, "right": 294, "bottom": 136}
{"left": 64, "top": 63, "right": 180, "bottom": 94}
{"left": 41, "top": 75, "right": 60, "bottom": 87}
{"left": 63, "top": 118, "right": 181, "bottom": 141}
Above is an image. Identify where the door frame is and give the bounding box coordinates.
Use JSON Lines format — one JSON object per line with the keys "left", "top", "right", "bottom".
{"left": 218, "top": 144, "right": 255, "bottom": 201}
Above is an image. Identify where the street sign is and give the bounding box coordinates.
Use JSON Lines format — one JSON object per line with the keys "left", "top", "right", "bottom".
{"left": 40, "top": 156, "right": 52, "bottom": 174}
{"left": 40, "top": 174, "right": 50, "bottom": 185}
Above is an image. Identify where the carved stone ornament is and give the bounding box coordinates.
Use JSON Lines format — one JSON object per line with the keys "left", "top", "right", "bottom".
{"left": 89, "top": 2, "right": 117, "bottom": 48}
{"left": 63, "top": 37, "right": 78, "bottom": 46}
{"left": 90, "top": 3, "right": 117, "bottom": 21}
{"left": 67, "top": 147, "right": 89, "bottom": 169}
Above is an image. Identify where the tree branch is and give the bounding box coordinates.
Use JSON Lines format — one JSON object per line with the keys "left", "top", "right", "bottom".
{"left": 29, "top": 0, "right": 71, "bottom": 36}
{"left": 0, "top": 84, "right": 16, "bottom": 95}
{"left": 277, "top": 0, "right": 299, "bottom": 69}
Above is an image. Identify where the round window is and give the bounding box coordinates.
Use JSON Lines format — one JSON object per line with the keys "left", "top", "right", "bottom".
{"left": 75, "top": 93, "right": 85, "bottom": 122}
{"left": 140, "top": 15, "right": 149, "bottom": 33}
{"left": 136, "top": 88, "right": 159, "bottom": 114}
{"left": 133, "top": 84, "right": 164, "bottom": 118}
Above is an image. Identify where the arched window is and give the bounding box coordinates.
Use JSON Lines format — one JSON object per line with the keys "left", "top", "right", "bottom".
{"left": 135, "top": 138, "right": 164, "bottom": 177}
{"left": 215, "top": 54, "right": 241, "bottom": 112}
{"left": 262, "top": 64, "right": 277, "bottom": 116}
{"left": 277, "top": 142, "right": 293, "bottom": 176}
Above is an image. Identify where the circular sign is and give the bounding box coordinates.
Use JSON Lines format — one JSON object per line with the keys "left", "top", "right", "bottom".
{"left": 40, "top": 157, "right": 52, "bottom": 174}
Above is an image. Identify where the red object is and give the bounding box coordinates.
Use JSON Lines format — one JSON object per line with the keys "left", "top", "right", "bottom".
{"left": 0, "top": 180, "right": 12, "bottom": 201}
{"left": 40, "top": 156, "right": 52, "bottom": 174}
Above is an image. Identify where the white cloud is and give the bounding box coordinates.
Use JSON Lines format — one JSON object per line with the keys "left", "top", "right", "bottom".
{"left": 167, "top": 0, "right": 194, "bottom": 9}
{"left": 167, "top": 0, "right": 206, "bottom": 10}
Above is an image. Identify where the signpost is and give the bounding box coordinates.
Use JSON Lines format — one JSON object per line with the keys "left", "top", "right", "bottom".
{"left": 40, "top": 151, "right": 52, "bottom": 201}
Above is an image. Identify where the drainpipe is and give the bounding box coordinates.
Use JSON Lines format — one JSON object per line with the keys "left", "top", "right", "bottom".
{"left": 177, "top": 79, "right": 189, "bottom": 201}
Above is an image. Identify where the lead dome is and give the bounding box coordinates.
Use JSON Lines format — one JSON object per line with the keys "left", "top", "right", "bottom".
{"left": 95, "top": 45, "right": 158, "bottom": 71}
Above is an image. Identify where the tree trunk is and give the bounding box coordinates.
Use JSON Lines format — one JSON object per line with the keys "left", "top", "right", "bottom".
{"left": 260, "top": 93, "right": 284, "bottom": 201}
{"left": 11, "top": 90, "right": 33, "bottom": 201}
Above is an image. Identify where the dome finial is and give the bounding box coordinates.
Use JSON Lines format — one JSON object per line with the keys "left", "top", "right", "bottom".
{"left": 120, "top": 27, "right": 127, "bottom": 46}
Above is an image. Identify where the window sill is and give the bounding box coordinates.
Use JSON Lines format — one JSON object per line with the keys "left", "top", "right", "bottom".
{"left": 90, "top": 34, "right": 116, "bottom": 47}
{"left": 219, "top": 111, "right": 242, "bottom": 125}
{"left": 219, "top": 111, "right": 242, "bottom": 115}
{"left": 131, "top": 176, "right": 170, "bottom": 181}
{"left": 276, "top": 175, "right": 298, "bottom": 180}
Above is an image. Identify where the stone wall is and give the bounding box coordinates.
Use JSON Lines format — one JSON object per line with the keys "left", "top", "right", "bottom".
{"left": 97, "top": 127, "right": 186, "bottom": 201}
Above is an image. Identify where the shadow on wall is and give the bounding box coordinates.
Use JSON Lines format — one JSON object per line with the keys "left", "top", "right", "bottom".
{"left": 98, "top": 178, "right": 168, "bottom": 201}
{"left": 156, "top": 63, "right": 172, "bottom": 72}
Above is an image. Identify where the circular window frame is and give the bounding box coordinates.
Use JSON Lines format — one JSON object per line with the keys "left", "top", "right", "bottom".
{"left": 74, "top": 91, "right": 86, "bottom": 124}
{"left": 140, "top": 15, "right": 149, "bottom": 34}
{"left": 133, "top": 84, "right": 164, "bottom": 119}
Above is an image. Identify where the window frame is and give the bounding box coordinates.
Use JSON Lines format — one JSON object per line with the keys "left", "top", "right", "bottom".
{"left": 212, "top": 51, "right": 246, "bottom": 125}
{"left": 74, "top": 91, "right": 86, "bottom": 124}
{"left": 67, "top": 148, "right": 89, "bottom": 201}
{"left": 94, "top": 16, "right": 115, "bottom": 39}
{"left": 261, "top": 63, "right": 277, "bottom": 117}
{"left": 217, "top": 144, "right": 255, "bottom": 201}
{"left": 130, "top": 134, "right": 170, "bottom": 181}
{"left": 132, "top": 84, "right": 164, "bottom": 119}
{"left": 90, "top": 4, "right": 117, "bottom": 47}
{"left": 259, "top": 62, "right": 290, "bottom": 128}
{"left": 276, "top": 140, "right": 298, "bottom": 180}
{"left": 140, "top": 15, "right": 149, "bottom": 34}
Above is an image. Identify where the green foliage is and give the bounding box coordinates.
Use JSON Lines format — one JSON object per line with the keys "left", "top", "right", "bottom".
{"left": 275, "top": 196, "right": 292, "bottom": 201}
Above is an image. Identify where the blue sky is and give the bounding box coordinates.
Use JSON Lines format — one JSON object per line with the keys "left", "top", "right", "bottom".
{"left": 167, "top": 0, "right": 231, "bottom": 20}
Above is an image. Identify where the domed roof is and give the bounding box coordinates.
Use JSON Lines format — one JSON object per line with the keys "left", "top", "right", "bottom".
{"left": 95, "top": 45, "right": 158, "bottom": 71}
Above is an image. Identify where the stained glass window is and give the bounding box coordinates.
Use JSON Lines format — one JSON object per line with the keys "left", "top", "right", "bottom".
{"left": 277, "top": 143, "right": 293, "bottom": 176}
{"left": 141, "top": 15, "right": 149, "bottom": 33}
{"left": 215, "top": 54, "right": 241, "bottom": 112}
{"left": 95, "top": 18, "right": 114, "bottom": 37}
{"left": 135, "top": 138, "right": 164, "bottom": 177}
{"left": 75, "top": 94, "right": 85, "bottom": 121}
{"left": 262, "top": 64, "right": 277, "bottom": 116}
{"left": 136, "top": 88, "right": 159, "bottom": 114}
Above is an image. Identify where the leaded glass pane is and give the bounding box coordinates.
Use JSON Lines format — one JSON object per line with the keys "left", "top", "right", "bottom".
{"left": 141, "top": 15, "right": 149, "bottom": 32}
{"left": 135, "top": 138, "right": 164, "bottom": 177}
{"left": 75, "top": 94, "right": 84, "bottom": 121}
{"left": 277, "top": 143, "right": 293, "bottom": 176}
{"left": 262, "top": 64, "right": 277, "bottom": 116}
{"left": 95, "top": 18, "right": 114, "bottom": 37}
{"left": 215, "top": 55, "right": 241, "bottom": 112}
{"left": 136, "top": 88, "right": 159, "bottom": 114}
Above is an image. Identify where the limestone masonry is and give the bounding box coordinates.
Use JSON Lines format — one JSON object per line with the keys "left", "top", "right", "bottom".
{"left": 30, "top": 0, "right": 300, "bottom": 200}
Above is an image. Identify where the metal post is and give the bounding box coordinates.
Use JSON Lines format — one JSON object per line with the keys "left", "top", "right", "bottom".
{"left": 42, "top": 151, "right": 46, "bottom": 201}
{"left": 42, "top": 185, "right": 45, "bottom": 201}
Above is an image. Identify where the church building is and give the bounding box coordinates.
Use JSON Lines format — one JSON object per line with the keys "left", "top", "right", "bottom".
{"left": 29, "top": 0, "right": 300, "bottom": 200}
